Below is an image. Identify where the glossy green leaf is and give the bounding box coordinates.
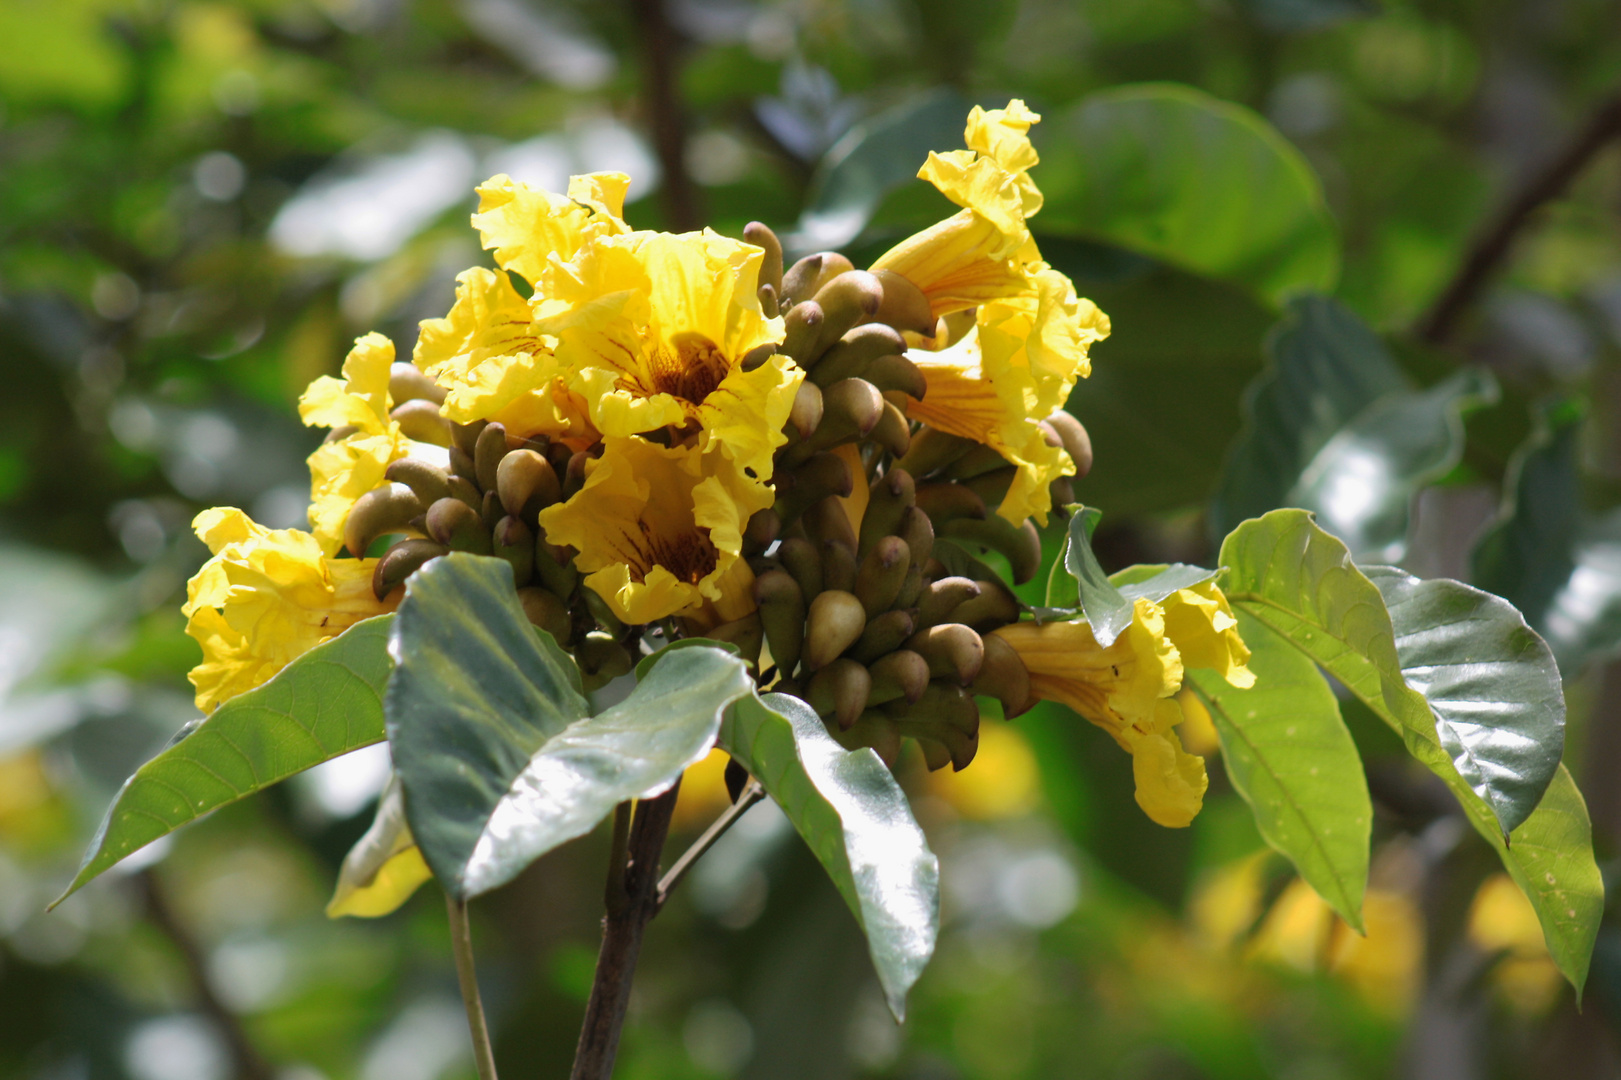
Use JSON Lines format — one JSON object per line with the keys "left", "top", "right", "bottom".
{"left": 1210, "top": 295, "right": 1406, "bottom": 542}
{"left": 387, "top": 554, "right": 753, "bottom": 899}
{"left": 1038, "top": 84, "right": 1339, "bottom": 304}
{"left": 1187, "top": 609, "right": 1370, "bottom": 929}
{"left": 1054, "top": 506, "right": 1132, "bottom": 647}
{"left": 58, "top": 615, "right": 395, "bottom": 904}
{"left": 1470, "top": 405, "right": 1621, "bottom": 675}
{"left": 1364, "top": 565, "right": 1565, "bottom": 836}
{"left": 1218, "top": 510, "right": 1603, "bottom": 990}
{"left": 720, "top": 691, "right": 939, "bottom": 1022}
{"left": 793, "top": 88, "right": 970, "bottom": 252}
{"left": 1056, "top": 244, "right": 1274, "bottom": 515}
{"left": 1111, "top": 563, "right": 1219, "bottom": 604}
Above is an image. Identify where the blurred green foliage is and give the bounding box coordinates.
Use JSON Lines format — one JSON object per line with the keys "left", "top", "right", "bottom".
{"left": 5, "top": 0, "right": 1621, "bottom": 1077}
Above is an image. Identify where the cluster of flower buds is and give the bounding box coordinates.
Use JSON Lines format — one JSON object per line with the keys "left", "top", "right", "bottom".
{"left": 336, "top": 363, "right": 634, "bottom": 690}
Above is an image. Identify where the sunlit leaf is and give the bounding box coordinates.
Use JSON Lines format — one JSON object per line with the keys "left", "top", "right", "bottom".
{"left": 387, "top": 555, "right": 753, "bottom": 899}
{"left": 1187, "top": 610, "right": 1370, "bottom": 929}
{"left": 720, "top": 692, "right": 939, "bottom": 1022}
{"left": 1218, "top": 510, "right": 1603, "bottom": 990}
{"left": 1364, "top": 565, "right": 1564, "bottom": 835}
{"left": 1058, "top": 507, "right": 1132, "bottom": 647}
{"left": 1039, "top": 84, "right": 1339, "bottom": 304}
{"left": 57, "top": 616, "right": 395, "bottom": 904}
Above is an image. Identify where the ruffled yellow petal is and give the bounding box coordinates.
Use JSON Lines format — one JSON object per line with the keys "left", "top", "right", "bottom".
{"left": 993, "top": 599, "right": 1210, "bottom": 827}
{"left": 298, "top": 331, "right": 395, "bottom": 435}
{"left": 870, "top": 209, "right": 1029, "bottom": 318}
{"left": 470, "top": 171, "right": 630, "bottom": 287}
{"left": 414, "top": 267, "right": 546, "bottom": 386}
{"left": 542, "top": 229, "right": 790, "bottom": 478}
{"left": 1161, "top": 581, "right": 1256, "bottom": 689}
{"left": 963, "top": 100, "right": 1043, "bottom": 218}
{"left": 538, "top": 436, "right": 772, "bottom": 625}
{"left": 183, "top": 508, "right": 395, "bottom": 713}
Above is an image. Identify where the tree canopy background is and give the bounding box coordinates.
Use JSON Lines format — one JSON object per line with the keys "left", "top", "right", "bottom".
{"left": 2, "top": 0, "right": 1620, "bottom": 1077}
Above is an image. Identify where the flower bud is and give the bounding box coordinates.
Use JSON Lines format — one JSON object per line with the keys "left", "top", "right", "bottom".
{"left": 812, "top": 324, "right": 908, "bottom": 388}
{"left": 389, "top": 361, "right": 447, "bottom": 406}
{"left": 743, "top": 222, "right": 784, "bottom": 295}
{"left": 385, "top": 457, "right": 452, "bottom": 507}
{"left": 832, "top": 711, "right": 902, "bottom": 766}
{"left": 943, "top": 442, "right": 1012, "bottom": 481}
{"left": 787, "top": 379, "right": 824, "bottom": 439}
{"left": 939, "top": 515, "right": 1042, "bottom": 584}
{"left": 497, "top": 449, "right": 561, "bottom": 522}
{"left": 426, "top": 497, "right": 491, "bottom": 555}
{"left": 807, "top": 658, "right": 871, "bottom": 730}
{"left": 532, "top": 537, "right": 579, "bottom": 600}
{"left": 867, "top": 649, "right": 929, "bottom": 706}
{"left": 803, "top": 589, "right": 867, "bottom": 670}
{"left": 914, "top": 482, "right": 987, "bottom": 525}
{"left": 755, "top": 569, "right": 806, "bottom": 675}
{"left": 795, "top": 377, "right": 884, "bottom": 458}
{"left": 776, "top": 537, "right": 823, "bottom": 602}
{"left": 578, "top": 632, "right": 633, "bottom": 691}
{"left": 893, "top": 682, "right": 979, "bottom": 771}
{"left": 474, "top": 422, "right": 509, "bottom": 493}
{"left": 1043, "top": 409, "right": 1094, "bottom": 479}
{"left": 451, "top": 419, "right": 486, "bottom": 459}
{"left": 963, "top": 466, "right": 1017, "bottom": 509}
{"left": 780, "top": 300, "right": 825, "bottom": 362}
{"left": 819, "top": 539, "right": 858, "bottom": 595}
{"left": 904, "top": 623, "right": 985, "bottom": 685}
{"left": 344, "top": 483, "right": 424, "bottom": 559}
{"left": 870, "top": 400, "right": 911, "bottom": 458}
{"left": 862, "top": 354, "right": 927, "bottom": 401}
{"left": 916, "top": 577, "right": 980, "bottom": 629}
{"left": 707, "top": 611, "right": 764, "bottom": 668}
{"left": 857, "top": 467, "right": 915, "bottom": 556}
{"left": 971, "top": 634, "right": 1032, "bottom": 718}
{"left": 371, "top": 538, "right": 446, "bottom": 600}
{"left": 517, "top": 585, "right": 572, "bottom": 644}
{"left": 493, "top": 515, "right": 535, "bottom": 587}
{"left": 743, "top": 507, "right": 782, "bottom": 555}
{"left": 896, "top": 426, "right": 973, "bottom": 478}
{"left": 391, "top": 399, "right": 452, "bottom": 446}
{"left": 805, "top": 271, "right": 883, "bottom": 360}
{"left": 854, "top": 536, "right": 910, "bottom": 617}
{"left": 896, "top": 505, "right": 934, "bottom": 569}
{"left": 851, "top": 609, "right": 914, "bottom": 664}
{"left": 447, "top": 474, "right": 482, "bottom": 511}
{"left": 948, "top": 580, "right": 1022, "bottom": 633}
{"left": 773, "top": 452, "right": 852, "bottom": 526}
{"left": 757, "top": 282, "right": 779, "bottom": 319}
{"left": 870, "top": 269, "right": 937, "bottom": 335}
{"left": 802, "top": 495, "right": 857, "bottom": 553}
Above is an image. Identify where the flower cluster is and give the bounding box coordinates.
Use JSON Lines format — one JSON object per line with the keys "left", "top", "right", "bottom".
{"left": 182, "top": 101, "right": 1251, "bottom": 827}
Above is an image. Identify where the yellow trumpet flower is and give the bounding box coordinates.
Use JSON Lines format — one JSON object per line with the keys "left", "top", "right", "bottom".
{"left": 183, "top": 508, "right": 395, "bottom": 713}
{"left": 993, "top": 585, "right": 1254, "bottom": 827}
{"left": 539, "top": 228, "right": 797, "bottom": 480}
{"left": 299, "top": 332, "right": 415, "bottom": 558}
{"left": 537, "top": 436, "right": 771, "bottom": 625}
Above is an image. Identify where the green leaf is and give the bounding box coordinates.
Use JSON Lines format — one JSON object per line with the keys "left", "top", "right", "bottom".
{"left": 1218, "top": 510, "right": 1603, "bottom": 990}
{"left": 1470, "top": 404, "right": 1621, "bottom": 675}
{"left": 57, "top": 615, "right": 395, "bottom": 904}
{"left": 793, "top": 88, "right": 970, "bottom": 251}
{"left": 1111, "top": 563, "right": 1219, "bottom": 604}
{"left": 387, "top": 554, "right": 755, "bottom": 899}
{"left": 1289, "top": 369, "right": 1496, "bottom": 561}
{"left": 720, "top": 692, "right": 938, "bottom": 1022}
{"left": 1053, "top": 244, "right": 1274, "bottom": 516}
{"left": 1059, "top": 507, "right": 1132, "bottom": 647}
{"left": 1039, "top": 84, "right": 1339, "bottom": 304}
{"left": 932, "top": 537, "right": 1017, "bottom": 592}
{"left": 1187, "top": 609, "right": 1370, "bottom": 930}
{"left": 1211, "top": 295, "right": 1404, "bottom": 542}
{"left": 1363, "top": 565, "right": 1565, "bottom": 836}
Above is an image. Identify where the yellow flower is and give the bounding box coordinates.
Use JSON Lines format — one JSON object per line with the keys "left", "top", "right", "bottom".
{"left": 413, "top": 266, "right": 597, "bottom": 446}
{"left": 183, "top": 508, "right": 395, "bottom": 713}
{"left": 299, "top": 332, "right": 415, "bottom": 557}
{"left": 538, "top": 436, "right": 772, "bottom": 625}
{"left": 992, "top": 583, "right": 1254, "bottom": 827}
{"left": 905, "top": 265, "right": 1109, "bottom": 524}
{"left": 470, "top": 171, "right": 631, "bottom": 289}
{"left": 870, "top": 100, "right": 1045, "bottom": 318}
{"left": 539, "top": 229, "right": 796, "bottom": 480}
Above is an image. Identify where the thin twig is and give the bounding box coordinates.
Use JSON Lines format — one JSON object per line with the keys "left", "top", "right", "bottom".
{"left": 629, "top": 0, "right": 701, "bottom": 230}
{"left": 570, "top": 781, "right": 682, "bottom": 1080}
{"left": 446, "top": 893, "right": 500, "bottom": 1080}
{"left": 138, "top": 869, "right": 273, "bottom": 1080}
{"left": 656, "top": 780, "right": 765, "bottom": 909}
{"left": 1417, "top": 90, "right": 1621, "bottom": 346}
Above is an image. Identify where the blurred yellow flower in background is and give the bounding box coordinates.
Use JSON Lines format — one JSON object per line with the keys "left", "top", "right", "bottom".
{"left": 1469, "top": 873, "right": 1561, "bottom": 1014}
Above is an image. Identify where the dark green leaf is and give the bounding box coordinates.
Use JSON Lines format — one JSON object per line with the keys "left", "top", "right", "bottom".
{"left": 1211, "top": 295, "right": 1407, "bottom": 541}
{"left": 1187, "top": 609, "right": 1370, "bottom": 929}
{"left": 1363, "top": 565, "right": 1564, "bottom": 836}
{"left": 793, "top": 88, "right": 970, "bottom": 251}
{"left": 387, "top": 555, "right": 753, "bottom": 898}
{"left": 1289, "top": 369, "right": 1496, "bottom": 561}
{"left": 1056, "top": 246, "right": 1274, "bottom": 515}
{"left": 57, "top": 615, "right": 395, "bottom": 904}
{"left": 1218, "top": 510, "right": 1603, "bottom": 990}
{"left": 721, "top": 692, "right": 938, "bottom": 1021}
{"left": 1038, "top": 84, "right": 1339, "bottom": 304}
{"left": 1059, "top": 506, "right": 1132, "bottom": 647}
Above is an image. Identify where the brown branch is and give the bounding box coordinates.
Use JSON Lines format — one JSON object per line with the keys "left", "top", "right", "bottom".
{"left": 1417, "top": 90, "right": 1621, "bottom": 346}
{"left": 569, "top": 781, "right": 683, "bottom": 1080}
{"left": 138, "top": 869, "right": 273, "bottom": 1080}
{"left": 629, "top": 0, "right": 702, "bottom": 231}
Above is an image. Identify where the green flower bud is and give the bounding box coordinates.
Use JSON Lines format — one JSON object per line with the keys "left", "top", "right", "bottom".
{"left": 851, "top": 609, "right": 914, "bottom": 665}
{"left": 807, "top": 658, "right": 871, "bottom": 730}
{"left": 896, "top": 426, "right": 973, "bottom": 478}
{"left": 385, "top": 457, "right": 452, "bottom": 507}
{"left": 776, "top": 537, "right": 823, "bottom": 602}
{"left": 743, "top": 222, "right": 784, "bottom": 296}
{"left": 517, "top": 586, "right": 573, "bottom": 644}
{"left": 938, "top": 515, "right": 1042, "bottom": 584}
{"left": 389, "top": 362, "right": 447, "bottom": 406}
{"left": 493, "top": 515, "right": 535, "bottom": 587}
{"left": 390, "top": 399, "right": 452, "bottom": 446}
{"left": 496, "top": 448, "right": 561, "bottom": 522}
{"left": 803, "top": 589, "right": 867, "bottom": 671}
{"left": 904, "top": 622, "right": 985, "bottom": 685}
{"left": 867, "top": 649, "right": 929, "bottom": 707}
{"left": 344, "top": 482, "right": 424, "bottom": 559}
{"left": 755, "top": 569, "right": 806, "bottom": 676}
{"left": 854, "top": 536, "right": 910, "bottom": 617}
{"left": 425, "top": 497, "right": 491, "bottom": 555}
{"left": 474, "top": 422, "right": 509, "bottom": 493}
{"left": 371, "top": 538, "right": 446, "bottom": 600}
